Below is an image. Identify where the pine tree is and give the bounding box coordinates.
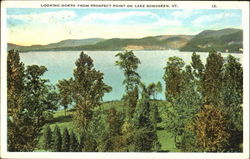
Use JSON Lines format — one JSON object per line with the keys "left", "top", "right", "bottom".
{"left": 62, "top": 128, "right": 70, "bottom": 152}
{"left": 53, "top": 125, "right": 62, "bottom": 152}
{"left": 78, "top": 134, "right": 85, "bottom": 152}
{"left": 70, "top": 131, "right": 78, "bottom": 152}
{"left": 43, "top": 125, "right": 52, "bottom": 150}
{"left": 104, "top": 108, "right": 123, "bottom": 151}
{"left": 132, "top": 84, "right": 160, "bottom": 152}
{"left": 83, "top": 133, "right": 97, "bottom": 152}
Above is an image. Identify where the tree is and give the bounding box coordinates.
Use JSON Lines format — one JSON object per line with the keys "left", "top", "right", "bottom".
{"left": 115, "top": 51, "right": 141, "bottom": 118}
{"left": 191, "top": 52, "right": 204, "bottom": 79}
{"left": 24, "top": 65, "right": 49, "bottom": 126}
{"left": 22, "top": 65, "right": 59, "bottom": 150}
{"left": 53, "top": 125, "right": 62, "bottom": 152}
{"left": 7, "top": 50, "right": 26, "bottom": 151}
{"left": 164, "top": 59, "right": 201, "bottom": 149}
{"left": 70, "top": 131, "right": 78, "bottom": 152}
{"left": 78, "top": 134, "right": 85, "bottom": 152}
{"left": 132, "top": 83, "right": 160, "bottom": 152}
{"left": 7, "top": 50, "right": 25, "bottom": 117}
{"left": 222, "top": 55, "right": 243, "bottom": 151}
{"left": 7, "top": 50, "right": 58, "bottom": 151}
{"left": 84, "top": 109, "right": 107, "bottom": 152}
{"left": 156, "top": 81, "right": 162, "bottom": 100}
{"left": 43, "top": 125, "right": 53, "bottom": 150}
{"left": 72, "top": 52, "right": 112, "bottom": 132}
{"left": 62, "top": 128, "right": 70, "bottom": 152}
{"left": 103, "top": 108, "right": 123, "bottom": 152}
{"left": 194, "top": 104, "right": 230, "bottom": 152}
{"left": 57, "top": 78, "right": 73, "bottom": 116}
{"left": 115, "top": 50, "right": 141, "bottom": 92}
{"left": 202, "top": 50, "right": 224, "bottom": 106}
{"left": 163, "top": 56, "right": 185, "bottom": 100}
{"left": 150, "top": 103, "right": 162, "bottom": 124}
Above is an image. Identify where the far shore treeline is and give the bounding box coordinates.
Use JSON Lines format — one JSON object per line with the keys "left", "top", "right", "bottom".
{"left": 8, "top": 28, "right": 243, "bottom": 53}
{"left": 7, "top": 47, "right": 243, "bottom": 152}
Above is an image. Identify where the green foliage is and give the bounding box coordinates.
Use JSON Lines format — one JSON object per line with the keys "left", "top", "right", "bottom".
{"left": 147, "top": 81, "right": 162, "bottom": 100}
{"left": 222, "top": 55, "right": 243, "bottom": 151}
{"left": 164, "top": 63, "right": 201, "bottom": 150}
{"left": 53, "top": 125, "right": 62, "bottom": 152}
{"left": 7, "top": 50, "right": 26, "bottom": 151}
{"left": 191, "top": 52, "right": 204, "bottom": 79}
{"left": 8, "top": 48, "right": 243, "bottom": 153}
{"left": 69, "top": 131, "right": 79, "bottom": 152}
{"left": 222, "top": 55, "right": 243, "bottom": 128}
{"left": 115, "top": 50, "right": 141, "bottom": 91}
{"left": 179, "top": 126, "right": 200, "bottom": 152}
{"left": 57, "top": 78, "right": 74, "bottom": 116}
{"left": 191, "top": 52, "right": 204, "bottom": 94}
{"left": 202, "top": 50, "right": 224, "bottom": 105}
{"left": 78, "top": 134, "right": 85, "bottom": 152}
{"left": 72, "top": 52, "right": 111, "bottom": 132}
{"left": 150, "top": 103, "right": 162, "bottom": 124}
{"left": 7, "top": 50, "right": 59, "bottom": 151}
{"left": 122, "top": 86, "right": 139, "bottom": 119}
{"left": 115, "top": 50, "right": 141, "bottom": 118}
{"left": 163, "top": 56, "right": 185, "bottom": 100}
{"left": 43, "top": 125, "right": 52, "bottom": 150}
{"left": 132, "top": 84, "right": 160, "bottom": 152}
{"left": 62, "top": 128, "right": 70, "bottom": 152}
{"left": 84, "top": 110, "right": 106, "bottom": 152}
{"left": 83, "top": 133, "right": 97, "bottom": 152}
{"left": 107, "top": 108, "right": 123, "bottom": 136}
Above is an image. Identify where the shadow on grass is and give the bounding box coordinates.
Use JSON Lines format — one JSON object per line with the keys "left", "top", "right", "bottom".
{"left": 158, "top": 150, "right": 170, "bottom": 152}
{"left": 47, "top": 114, "right": 73, "bottom": 124}
{"left": 156, "top": 126, "right": 165, "bottom": 130}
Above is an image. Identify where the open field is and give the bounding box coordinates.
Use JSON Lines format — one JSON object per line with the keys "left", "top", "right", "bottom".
{"left": 36, "top": 100, "right": 179, "bottom": 152}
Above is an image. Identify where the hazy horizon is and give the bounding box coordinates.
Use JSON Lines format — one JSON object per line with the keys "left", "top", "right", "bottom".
{"left": 7, "top": 9, "right": 242, "bottom": 46}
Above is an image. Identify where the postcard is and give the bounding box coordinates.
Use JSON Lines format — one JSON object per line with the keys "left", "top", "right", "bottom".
{"left": 1, "top": 1, "right": 249, "bottom": 159}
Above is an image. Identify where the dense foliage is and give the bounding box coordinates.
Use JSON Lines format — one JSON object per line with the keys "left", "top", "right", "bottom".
{"left": 163, "top": 51, "right": 243, "bottom": 152}
{"left": 7, "top": 50, "right": 59, "bottom": 151}
{"left": 7, "top": 49, "right": 243, "bottom": 152}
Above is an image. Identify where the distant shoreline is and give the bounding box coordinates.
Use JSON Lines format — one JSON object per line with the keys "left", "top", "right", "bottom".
{"left": 16, "top": 49, "right": 243, "bottom": 54}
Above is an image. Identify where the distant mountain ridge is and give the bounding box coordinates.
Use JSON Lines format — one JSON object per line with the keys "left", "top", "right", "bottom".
{"left": 8, "top": 38, "right": 105, "bottom": 51}
{"left": 180, "top": 28, "right": 243, "bottom": 53}
{"left": 8, "top": 28, "right": 243, "bottom": 53}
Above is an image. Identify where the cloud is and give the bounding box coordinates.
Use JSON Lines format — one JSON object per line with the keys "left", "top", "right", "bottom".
{"left": 171, "top": 10, "right": 199, "bottom": 19}
{"left": 7, "top": 10, "right": 76, "bottom": 24}
{"left": 80, "top": 11, "right": 181, "bottom": 27}
{"left": 155, "top": 18, "right": 182, "bottom": 27}
{"left": 80, "top": 11, "right": 158, "bottom": 23}
{"left": 192, "top": 12, "right": 237, "bottom": 26}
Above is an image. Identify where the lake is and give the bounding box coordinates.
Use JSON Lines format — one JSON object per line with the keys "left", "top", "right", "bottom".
{"left": 19, "top": 50, "right": 243, "bottom": 101}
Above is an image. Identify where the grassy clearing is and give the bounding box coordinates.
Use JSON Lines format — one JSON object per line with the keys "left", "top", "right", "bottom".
{"left": 37, "top": 100, "right": 179, "bottom": 152}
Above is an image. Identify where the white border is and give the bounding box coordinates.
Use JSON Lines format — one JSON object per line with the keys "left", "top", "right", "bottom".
{"left": 1, "top": 1, "right": 249, "bottom": 159}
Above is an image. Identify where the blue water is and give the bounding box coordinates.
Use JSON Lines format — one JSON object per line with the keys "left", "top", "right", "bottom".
{"left": 19, "top": 50, "right": 242, "bottom": 101}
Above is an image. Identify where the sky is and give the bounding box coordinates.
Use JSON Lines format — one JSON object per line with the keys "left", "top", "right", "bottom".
{"left": 7, "top": 8, "right": 242, "bottom": 46}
